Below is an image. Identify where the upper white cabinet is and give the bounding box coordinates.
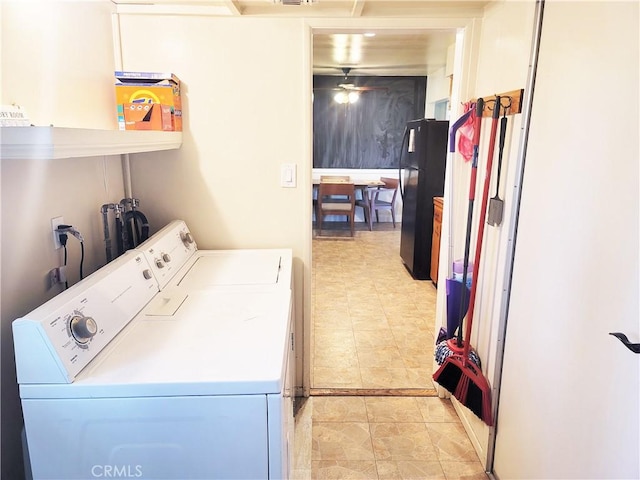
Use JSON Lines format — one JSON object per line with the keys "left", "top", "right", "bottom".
{"left": 0, "top": 127, "right": 182, "bottom": 160}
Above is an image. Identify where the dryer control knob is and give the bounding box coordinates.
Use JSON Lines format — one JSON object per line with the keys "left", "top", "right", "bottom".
{"left": 155, "top": 259, "right": 165, "bottom": 269}
{"left": 162, "top": 253, "right": 171, "bottom": 263}
{"left": 142, "top": 269, "right": 153, "bottom": 280}
{"left": 180, "top": 231, "right": 194, "bottom": 245}
{"left": 69, "top": 315, "right": 98, "bottom": 344}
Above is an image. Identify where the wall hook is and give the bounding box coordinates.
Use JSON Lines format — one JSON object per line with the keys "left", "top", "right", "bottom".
{"left": 609, "top": 332, "right": 640, "bottom": 354}
{"left": 500, "top": 96, "right": 513, "bottom": 115}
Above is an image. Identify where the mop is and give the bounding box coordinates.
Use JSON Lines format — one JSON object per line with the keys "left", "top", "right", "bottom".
{"left": 435, "top": 104, "right": 474, "bottom": 346}
{"left": 445, "top": 104, "right": 475, "bottom": 341}
{"left": 434, "top": 101, "right": 483, "bottom": 368}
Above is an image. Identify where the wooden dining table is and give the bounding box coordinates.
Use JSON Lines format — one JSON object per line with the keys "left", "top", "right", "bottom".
{"left": 312, "top": 176, "right": 385, "bottom": 205}
{"left": 312, "top": 176, "right": 385, "bottom": 187}
{"left": 312, "top": 176, "right": 386, "bottom": 226}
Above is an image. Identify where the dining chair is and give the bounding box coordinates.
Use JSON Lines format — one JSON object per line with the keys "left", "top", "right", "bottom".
{"left": 356, "top": 177, "right": 400, "bottom": 230}
{"left": 316, "top": 181, "right": 356, "bottom": 237}
{"left": 314, "top": 176, "right": 351, "bottom": 222}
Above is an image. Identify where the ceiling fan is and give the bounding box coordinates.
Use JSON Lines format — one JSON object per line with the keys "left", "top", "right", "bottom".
{"left": 336, "top": 67, "right": 389, "bottom": 92}
{"left": 314, "top": 67, "right": 389, "bottom": 94}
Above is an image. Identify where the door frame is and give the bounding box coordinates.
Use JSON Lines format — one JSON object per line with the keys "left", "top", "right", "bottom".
{"left": 302, "top": 10, "right": 483, "bottom": 443}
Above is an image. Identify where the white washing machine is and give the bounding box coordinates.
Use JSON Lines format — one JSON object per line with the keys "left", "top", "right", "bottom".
{"left": 14, "top": 230, "right": 294, "bottom": 479}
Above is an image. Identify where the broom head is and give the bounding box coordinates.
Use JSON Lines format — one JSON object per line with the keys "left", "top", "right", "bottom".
{"left": 433, "top": 354, "right": 493, "bottom": 426}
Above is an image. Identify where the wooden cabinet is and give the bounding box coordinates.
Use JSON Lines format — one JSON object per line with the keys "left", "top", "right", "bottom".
{"left": 430, "top": 197, "right": 444, "bottom": 285}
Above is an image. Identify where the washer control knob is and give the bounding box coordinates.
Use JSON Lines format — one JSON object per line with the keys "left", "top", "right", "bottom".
{"left": 69, "top": 315, "right": 98, "bottom": 344}
{"left": 155, "top": 259, "right": 165, "bottom": 269}
{"left": 180, "top": 231, "right": 194, "bottom": 245}
{"left": 162, "top": 253, "right": 171, "bottom": 263}
{"left": 142, "top": 269, "right": 153, "bottom": 280}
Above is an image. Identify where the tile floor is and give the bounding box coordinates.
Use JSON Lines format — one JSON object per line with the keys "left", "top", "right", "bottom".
{"left": 295, "top": 224, "right": 488, "bottom": 479}
{"left": 293, "top": 396, "right": 488, "bottom": 479}
{"left": 312, "top": 225, "right": 438, "bottom": 390}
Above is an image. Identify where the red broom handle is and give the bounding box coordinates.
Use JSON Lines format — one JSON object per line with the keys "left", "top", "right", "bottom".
{"left": 463, "top": 97, "right": 501, "bottom": 361}
{"left": 452, "top": 98, "right": 484, "bottom": 350}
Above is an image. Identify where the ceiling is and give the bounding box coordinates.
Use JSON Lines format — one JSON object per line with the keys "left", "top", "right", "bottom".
{"left": 112, "top": 0, "right": 491, "bottom": 76}
{"left": 313, "top": 31, "right": 457, "bottom": 77}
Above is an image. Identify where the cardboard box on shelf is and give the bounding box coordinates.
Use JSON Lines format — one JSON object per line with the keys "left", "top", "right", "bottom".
{"left": 115, "top": 71, "right": 182, "bottom": 131}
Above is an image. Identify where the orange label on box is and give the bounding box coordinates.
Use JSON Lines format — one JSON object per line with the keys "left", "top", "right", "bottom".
{"left": 123, "top": 103, "right": 173, "bottom": 131}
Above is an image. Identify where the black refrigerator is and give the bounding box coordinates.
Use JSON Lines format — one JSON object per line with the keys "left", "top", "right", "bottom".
{"left": 399, "top": 118, "right": 449, "bottom": 280}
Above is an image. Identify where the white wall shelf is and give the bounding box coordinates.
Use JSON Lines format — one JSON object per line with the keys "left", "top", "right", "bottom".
{"left": 0, "top": 127, "right": 182, "bottom": 160}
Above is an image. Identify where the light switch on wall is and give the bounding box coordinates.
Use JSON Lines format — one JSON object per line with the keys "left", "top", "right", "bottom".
{"left": 280, "top": 164, "right": 297, "bottom": 188}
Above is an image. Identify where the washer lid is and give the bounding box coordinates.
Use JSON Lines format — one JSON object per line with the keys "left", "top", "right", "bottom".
{"left": 176, "top": 250, "right": 290, "bottom": 289}
{"left": 20, "top": 289, "right": 292, "bottom": 399}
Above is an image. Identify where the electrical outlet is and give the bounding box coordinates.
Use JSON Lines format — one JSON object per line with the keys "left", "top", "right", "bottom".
{"left": 48, "top": 266, "right": 66, "bottom": 286}
{"left": 51, "top": 216, "right": 64, "bottom": 249}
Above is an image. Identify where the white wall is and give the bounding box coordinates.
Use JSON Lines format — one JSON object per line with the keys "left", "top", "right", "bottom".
{"left": 494, "top": 1, "right": 639, "bottom": 478}
{"left": 1, "top": 1, "right": 117, "bottom": 129}
{"left": 0, "top": 2, "right": 121, "bottom": 478}
{"left": 118, "top": 15, "right": 308, "bottom": 250}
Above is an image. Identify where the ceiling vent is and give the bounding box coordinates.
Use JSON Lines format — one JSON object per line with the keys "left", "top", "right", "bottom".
{"left": 274, "top": 0, "right": 316, "bottom": 4}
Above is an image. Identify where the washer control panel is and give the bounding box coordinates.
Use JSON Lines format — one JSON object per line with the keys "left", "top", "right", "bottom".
{"left": 136, "top": 220, "right": 197, "bottom": 289}
{"left": 12, "top": 251, "right": 159, "bottom": 384}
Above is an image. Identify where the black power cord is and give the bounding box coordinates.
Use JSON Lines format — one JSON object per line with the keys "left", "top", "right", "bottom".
{"left": 80, "top": 241, "right": 84, "bottom": 280}
{"left": 56, "top": 224, "right": 85, "bottom": 288}
{"left": 58, "top": 230, "right": 69, "bottom": 289}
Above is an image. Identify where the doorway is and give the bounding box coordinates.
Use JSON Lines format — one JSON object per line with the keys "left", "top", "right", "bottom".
{"left": 309, "top": 27, "right": 462, "bottom": 394}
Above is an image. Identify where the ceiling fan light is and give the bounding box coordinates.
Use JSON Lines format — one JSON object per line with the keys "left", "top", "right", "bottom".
{"left": 334, "top": 91, "right": 348, "bottom": 104}
{"left": 348, "top": 92, "right": 360, "bottom": 103}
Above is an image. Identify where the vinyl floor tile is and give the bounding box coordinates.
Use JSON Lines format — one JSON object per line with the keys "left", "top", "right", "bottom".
{"left": 360, "top": 367, "right": 418, "bottom": 389}
{"left": 439, "top": 461, "right": 490, "bottom": 480}
{"left": 426, "top": 422, "right": 481, "bottom": 463}
{"left": 302, "top": 229, "right": 488, "bottom": 479}
{"left": 376, "top": 460, "right": 446, "bottom": 480}
{"left": 313, "top": 228, "right": 439, "bottom": 391}
{"left": 312, "top": 422, "right": 375, "bottom": 461}
{"left": 312, "top": 396, "right": 368, "bottom": 422}
{"left": 364, "top": 397, "right": 423, "bottom": 423}
{"left": 415, "top": 397, "right": 460, "bottom": 423}
{"left": 370, "top": 422, "right": 439, "bottom": 462}
{"left": 311, "top": 460, "right": 378, "bottom": 479}
{"left": 314, "top": 366, "right": 363, "bottom": 388}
